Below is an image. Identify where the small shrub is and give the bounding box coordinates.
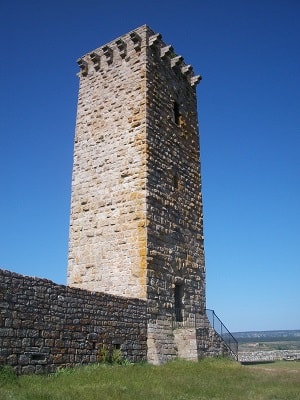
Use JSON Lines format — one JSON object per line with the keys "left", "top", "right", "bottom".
{"left": 0, "top": 365, "right": 17, "bottom": 386}
{"left": 98, "top": 345, "right": 111, "bottom": 364}
{"left": 111, "top": 348, "right": 124, "bottom": 365}
{"left": 98, "top": 345, "right": 126, "bottom": 365}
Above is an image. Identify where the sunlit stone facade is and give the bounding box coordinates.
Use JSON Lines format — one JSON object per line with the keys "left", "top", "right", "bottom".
{"left": 68, "top": 25, "right": 211, "bottom": 363}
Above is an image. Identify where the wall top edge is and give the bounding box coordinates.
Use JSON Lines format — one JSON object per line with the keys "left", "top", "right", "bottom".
{"left": 0, "top": 268, "right": 147, "bottom": 304}
{"left": 76, "top": 25, "right": 202, "bottom": 85}
{"left": 79, "top": 24, "right": 155, "bottom": 59}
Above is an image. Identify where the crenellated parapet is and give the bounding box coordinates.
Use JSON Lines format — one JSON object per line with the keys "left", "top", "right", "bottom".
{"left": 76, "top": 25, "right": 202, "bottom": 87}
{"left": 160, "top": 44, "right": 174, "bottom": 59}
{"left": 76, "top": 26, "right": 145, "bottom": 78}
{"left": 102, "top": 45, "right": 113, "bottom": 65}
{"left": 148, "top": 31, "right": 202, "bottom": 86}
{"left": 148, "top": 32, "right": 162, "bottom": 47}
{"left": 77, "top": 58, "right": 88, "bottom": 77}
{"left": 115, "top": 39, "right": 127, "bottom": 58}
{"left": 129, "top": 31, "right": 142, "bottom": 51}
{"left": 90, "top": 52, "right": 101, "bottom": 71}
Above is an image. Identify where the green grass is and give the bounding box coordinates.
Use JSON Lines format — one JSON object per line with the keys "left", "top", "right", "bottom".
{"left": 239, "top": 340, "right": 300, "bottom": 351}
{"left": 1, "top": 358, "right": 300, "bottom": 400}
{"left": 245, "top": 360, "right": 300, "bottom": 371}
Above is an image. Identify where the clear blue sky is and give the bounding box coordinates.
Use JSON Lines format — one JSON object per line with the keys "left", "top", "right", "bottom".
{"left": 0, "top": 0, "right": 299, "bottom": 333}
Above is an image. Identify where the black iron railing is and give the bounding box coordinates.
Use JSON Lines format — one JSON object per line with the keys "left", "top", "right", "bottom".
{"left": 206, "top": 309, "right": 238, "bottom": 359}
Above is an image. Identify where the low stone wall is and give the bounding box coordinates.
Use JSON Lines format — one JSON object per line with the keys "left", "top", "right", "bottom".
{"left": 239, "top": 350, "right": 300, "bottom": 363}
{"left": 0, "top": 269, "right": 147, "bottom": 374}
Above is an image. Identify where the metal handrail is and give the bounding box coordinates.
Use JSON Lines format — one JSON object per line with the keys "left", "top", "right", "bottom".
{"left": 206, "top": 309, "right": 238, "bottom": 359}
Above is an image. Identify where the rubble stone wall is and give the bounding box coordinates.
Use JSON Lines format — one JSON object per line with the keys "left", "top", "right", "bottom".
{"left": 0, "top": 269, "right": 147, "bottom": 374}
{"left": 239, "top": 350, "right": 300, "bottom": 363}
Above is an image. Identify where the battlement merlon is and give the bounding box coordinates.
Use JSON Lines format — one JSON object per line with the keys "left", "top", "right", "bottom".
{"left": 76, "top": 25, "right": 202, "bottom": 86}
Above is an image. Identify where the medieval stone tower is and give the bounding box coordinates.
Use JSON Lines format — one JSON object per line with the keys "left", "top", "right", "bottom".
{"left": 68, "top": 25, "right": 207, "bottom": 363}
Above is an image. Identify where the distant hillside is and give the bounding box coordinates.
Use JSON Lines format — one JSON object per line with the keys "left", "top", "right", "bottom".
{"left": 233, "top": 330, "right": 300, "bottom": 343}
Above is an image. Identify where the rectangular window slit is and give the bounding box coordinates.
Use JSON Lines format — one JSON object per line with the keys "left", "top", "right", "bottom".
{"left": 173, "top": 101, "right": 181, "bottom": 125}
{"left": 174, "top": 284, "right": 184, "bottom": 322}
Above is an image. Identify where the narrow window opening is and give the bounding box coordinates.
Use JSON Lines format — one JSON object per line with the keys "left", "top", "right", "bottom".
{"left": 173, "top": 101, "right": 181, "bottom": 125}
{"left": 173, "top": 174, "right": 179, "bottom": 189}
{"left": 113, "top": 343, "right": 121, "bottom": 350}
{"left": 174, "top": 284, "right": 184, "bottom": 322}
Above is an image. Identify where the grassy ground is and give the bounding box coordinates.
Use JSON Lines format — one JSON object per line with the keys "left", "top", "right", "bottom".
{"left": 245, "top": 360, "right": 300, "bottom": 371}
{"left": 239, "top": 340, "right": 300, "bottom": 352}
{"left": 1, "top": 358, "right": 300, "bottom": 400}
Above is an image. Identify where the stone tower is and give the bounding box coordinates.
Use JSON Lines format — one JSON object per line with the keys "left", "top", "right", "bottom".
{"left": 68, "top": 25, "right": 208, "bottom": 363}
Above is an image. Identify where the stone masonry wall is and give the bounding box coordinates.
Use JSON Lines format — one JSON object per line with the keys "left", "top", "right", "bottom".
{"left": 68, "top": 25, "right": 149, "bottom": 298}
{"left": 144, "top": 28, "right": 205, "bottom": 361}
{"left": 0, "top": 269, "right": 147, "bottom": 374}
{"left": 196, "top": 315, "right": 233, "bottom": 359}
{"left": 146, "top": 28, "right": 204, "bottom": 320}
{"left": 239, "top": 350, "right": 300, "bottom": 363}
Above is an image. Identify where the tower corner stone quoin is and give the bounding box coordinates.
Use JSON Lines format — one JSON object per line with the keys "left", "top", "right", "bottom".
{"left": 67, "top": 25, "right": 210, "bottom": 363}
